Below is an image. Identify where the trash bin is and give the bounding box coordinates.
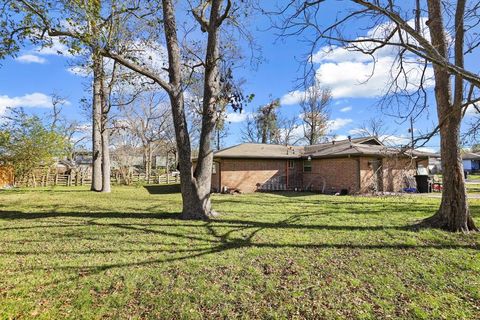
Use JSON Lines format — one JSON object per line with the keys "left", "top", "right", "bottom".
{"left": 415, "top": 175, "right": 431, "bottom": 193}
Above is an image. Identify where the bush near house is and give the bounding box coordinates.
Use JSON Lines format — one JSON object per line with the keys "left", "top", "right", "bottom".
{"left": 0, "top": 186, "right": 479, "bottom": 319}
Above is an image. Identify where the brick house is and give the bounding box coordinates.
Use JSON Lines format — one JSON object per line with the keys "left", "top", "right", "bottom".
{"left": 210, "top": 137, "right": 431, "bottom": 194}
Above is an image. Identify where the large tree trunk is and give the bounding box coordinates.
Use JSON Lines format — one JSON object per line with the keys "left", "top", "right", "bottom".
{"left": 145, "top": 144, "right": 152, "bottom": 183}
{"left": 188, "top": 0, "right": 224, "bottom": 219}
{"left": 420, "top": 0, "right": 477, "bottom": 232}
{"left": 101, "top": 120, "right": 111, "bottom": 193}
{"left": 101, "top": 67, "right": 112, "bottom": 193}
{"left": 91, "top": 50, "right": 103, "bottom": 192}
{"left": 162, "top": 0, "right": 218, "bottom": 219}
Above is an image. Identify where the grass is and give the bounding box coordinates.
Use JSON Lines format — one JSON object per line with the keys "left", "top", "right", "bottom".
{"left": 0, "top": 186, "right": 479, "bottom": 319}
{"left": 467, "top": 183, "right": 480, "bottom": 193}
{"left": 467, "top": 174, "right": 480, "bottom": 180}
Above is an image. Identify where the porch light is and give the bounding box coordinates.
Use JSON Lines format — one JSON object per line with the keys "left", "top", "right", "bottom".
{"left": 307, "top": 156, "right": 312, "bottom": 161}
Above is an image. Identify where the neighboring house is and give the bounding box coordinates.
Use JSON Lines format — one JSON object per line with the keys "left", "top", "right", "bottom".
{"left": 209, "top": 137, "right": 432, "bottom": 194}
{"left": 428, "top": 155, "right": 442, "bottom": 174}
{"left": 462, "top": 152, "right": 480, "bottom": 172}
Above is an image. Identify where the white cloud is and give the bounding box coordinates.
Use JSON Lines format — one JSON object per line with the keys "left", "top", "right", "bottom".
{"left": 340, "top": 106, "right": 352, "bottom": 112}
{"left": 278, "top": 125, "right": 304, "bottom": 144}
{"left": 416, "top": 147, "right": 437, "bottom": 153}
{"left": 35, "top": 38, "right": 73, "bottom": 56}
{"left": 327, "top": 118, "right": 353, "bottom": 131}
{"left": 284, "top": 17, "right": 435, "bottom": 101}
{"left": 348, "top": 128, "right": 366, "bottom": 135}
{"left": 381, "top": 135, "right": 410, "bottom": 146}
{"left": 280, "top": 90, "right": 305, "bottom": 105}
{"left": 15, "top": 54, "right": 47, "bottom": 64}
{"left": 311, "top": 45, "right": 374, "bottom": 64}
{"left": 315, "top": 56, "right": 434, "bottom": 99}
{"left": 225, "top": 112, "right": 250, "bottom": 123}
{"left": 332, "top": 134, "right": 348, "bottom": 141}
{"left": 465, "top": 104, "right": 479, "bottom": 115}
{"left": 283, "top": 55, "right": 434, "bottom": 101}
{"left": 346, "top": 130, "right": 411, "bottom": 146}
{"left": 0, "top": 93, "right": 52, "bottom": 109}
{"left": 0, "top": 92, "right": 61, "bottom": 116}
{"left": 312, "top": 17, "right": 431, "bottom": 65}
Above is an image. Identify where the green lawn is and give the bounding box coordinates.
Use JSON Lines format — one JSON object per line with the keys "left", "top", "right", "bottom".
{"left": 0, "top": 186, "right": 479, "bottom": 319}
{"left": 467, "top": 174, "right": 480, "bottom": 181}
{"left": 467, "top": 183, "right": 480, "bottom": 194}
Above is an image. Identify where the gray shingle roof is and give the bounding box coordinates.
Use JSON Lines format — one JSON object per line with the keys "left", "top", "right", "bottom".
{"left": 213, "top": 143, "right": 303, "bottom": 159}
{"left": 213, "top": 137, "right": 432, "bottom": 160}
{"left": 462, "top": 152, "right": 480, "bottom": 160}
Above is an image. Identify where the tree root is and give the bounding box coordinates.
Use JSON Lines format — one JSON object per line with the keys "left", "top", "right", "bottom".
{"left": 415, "top": 211, "right": 479, "bottom": 233}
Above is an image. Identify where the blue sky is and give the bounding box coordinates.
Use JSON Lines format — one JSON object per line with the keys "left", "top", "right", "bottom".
{"left": 1, "top": 2, "right": 479, "bottom": 153}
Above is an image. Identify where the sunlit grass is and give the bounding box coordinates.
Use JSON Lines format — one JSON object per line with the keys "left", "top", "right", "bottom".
{"left": 0, "top": 186, "right": 479, "bottom": 319}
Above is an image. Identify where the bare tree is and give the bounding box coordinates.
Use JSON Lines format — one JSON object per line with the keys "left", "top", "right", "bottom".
{"left": 110, "top": 124, "right": 140, "bottom": 186}
{"left": 241, "top": 114, "right": 262, "bottom": 143}
{"left": 47, "top": 93, "right": 88, "bottom": 160}
{"left": 276, "top": 115, "right": 302, "bottom": 146}
{"left": 355, "top": 118, "right": 391, "bottom": 142}
{"left": 300, "top": 85, "right": 331, "bottom": 145}
{"left": 277, "top": 0, "right": 480, "bottom": 232}
{"left": 119, "top": 92, "right": 172, "bottom": 181}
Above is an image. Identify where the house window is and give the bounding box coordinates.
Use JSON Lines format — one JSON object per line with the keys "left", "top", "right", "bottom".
{"left": 303, "top": 160, "right": 312, "bottom": 172}
{"left": 212, "top": 163, "right": 217, "bottom": 174}
{"left": 288, "top": 160, "right": 295, "bottom": 169}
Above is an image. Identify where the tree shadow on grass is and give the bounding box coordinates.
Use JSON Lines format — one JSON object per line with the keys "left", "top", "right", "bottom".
{"left": 1, "top": 208, "right": 478, "bottom": 286}
{"left": 19, "top": 218, "right": 480, "bottom": 278}
{"left": 0, "top": 210, "right": 182, "bottom": 220}
{"left": 143, "top": 184, "right": 181, "bottom": 194}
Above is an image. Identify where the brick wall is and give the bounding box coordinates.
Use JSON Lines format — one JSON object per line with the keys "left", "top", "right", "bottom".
{"left": 303, "top": 158, "right": 359, "bottom": 194}
{"left": 215, "top": 158, "right": 301, "bottom": 193}
{"left": 359, "top": 157, "right": 378, "bottom": 193}
{"left": 359, "top": 157, "right": 430, "bottom": 193}
{"left": 213, "top": 156, "right": 431, "bottom": 194}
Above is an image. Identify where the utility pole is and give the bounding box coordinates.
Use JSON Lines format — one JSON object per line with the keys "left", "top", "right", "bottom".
{"left": 408, "top": 117, "right": 414, "bottom": 150}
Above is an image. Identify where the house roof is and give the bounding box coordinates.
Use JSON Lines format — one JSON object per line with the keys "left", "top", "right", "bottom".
{"left": 213, "top": 143, "right": 303, "bottom": 159}
{"left": 213, "top": 136, "right": 433, "bottom": 160}
{"left": 462, "top": 152, "right": 480, "bottom": 160}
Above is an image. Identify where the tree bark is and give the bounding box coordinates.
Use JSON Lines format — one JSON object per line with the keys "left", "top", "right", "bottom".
{"left": 162, "top": 0, "right": 217, "bottom": 219}
{"left": 101, "top": 119, "right": 111, "bottom": 193}
{"left": 189, "top": 0, "right": 225, "bottom": 219}
{"left": 100, "top": 64, "right": 112, "bottom": 193}
{"left": 419, "top": 0, "right": 477, "bottom": 232}
{"left": 91, "top": 49, "right": 103, "bottom": 192}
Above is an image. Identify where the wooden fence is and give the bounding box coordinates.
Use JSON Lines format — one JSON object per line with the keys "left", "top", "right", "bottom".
{"left": 14, "top": 172, "right": 179, "bottom": 188}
